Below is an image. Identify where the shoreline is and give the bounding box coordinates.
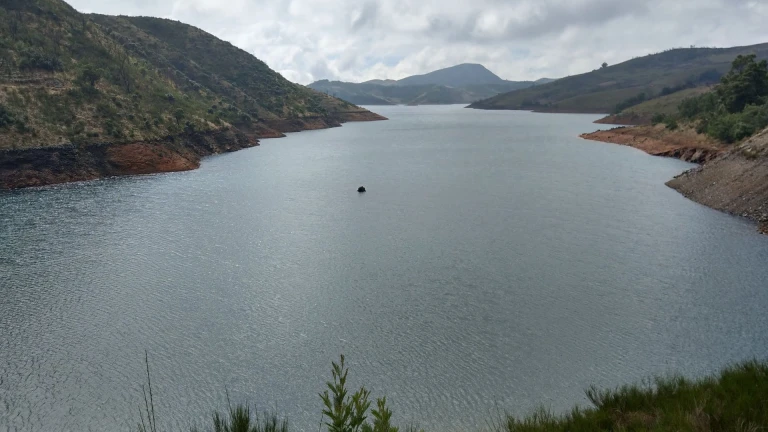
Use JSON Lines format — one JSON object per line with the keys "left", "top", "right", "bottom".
{"left": 580, "top": 126, "right": 723, "bottom": 163}
{"left": 0, "top": 111, "right": 386, "bottom": 190}
{"left": 581, "top": 125, "right": 768, "bottom": 235}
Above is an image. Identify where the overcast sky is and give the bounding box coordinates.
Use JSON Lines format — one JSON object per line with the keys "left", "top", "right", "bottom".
{"left": 67, "top": 0, "right": 767, "bottom": 85}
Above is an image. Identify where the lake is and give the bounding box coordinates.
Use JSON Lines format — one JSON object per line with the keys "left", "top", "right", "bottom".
{"left": 1, "top": 105, "right": 767, "bottom": 432}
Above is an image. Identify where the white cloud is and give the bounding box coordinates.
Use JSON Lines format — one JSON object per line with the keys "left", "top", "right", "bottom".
{"left": 67, "top": 0, "right": 767, "bottom": 84}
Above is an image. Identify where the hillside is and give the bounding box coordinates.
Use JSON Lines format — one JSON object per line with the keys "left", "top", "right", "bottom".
{"left": 469, "top": 43, "right": 768, "bottom": 113}
{"left": 309, "top": 63, "right": 542, "bottom": 105}
{"left": 0, "top": 0, "right": 384, "bottom": 188}
{"left": 595, "top": 87, "right": 713, "bottom": 125}
{"left": 582, "top": 54, "right": 768, "bottom": 234}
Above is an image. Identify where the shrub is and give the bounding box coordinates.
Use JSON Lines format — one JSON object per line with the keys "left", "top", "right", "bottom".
{"left": 0, "top": 104, "right": 15, "bottom": 128}
{"left": 320, "top": 355, "right": 399, "bottom": 432}
{"left": 78, "top": 66, "right": 102, "bottom": 88}
{"left": 704, "top": 104, "right": 768, "bottom": 143}
{"left": 659, "top": 82, "right": 694, "bottom": 97}
{"left": 651, "top": 113, "right": 665, "bottom": 125}
{"left": 664, "top": 117, "right": 679, "bottom": 130}
{"left": 104, "top": 119, "right": 122, "bottom": 138}
{"left": 679, "top": 92, "right": 719, "bottom": 119}
{"left": 18, "top": 47, "right": 64, "bottom": 71}
{"left": 173, "top": 108, "right": 185, "bottom": 125}
{"left": 613, "top": 92, "right": 647, "bottom": 114}
{"left": 320, "top": 355, "right": 371, "bottom": 432}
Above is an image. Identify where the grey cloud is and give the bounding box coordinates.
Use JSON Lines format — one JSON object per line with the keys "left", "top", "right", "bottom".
{"left": 351, "top": 1, "right": 379, "bottom": 31}
{"left": 423, "top": 0, "right": 651, "bottom": 43}
{"left": 499, "top": 0, "right": 651, "bottom": 39}
{"left": 65, "top": 0, "right": 767, "bottom": 84}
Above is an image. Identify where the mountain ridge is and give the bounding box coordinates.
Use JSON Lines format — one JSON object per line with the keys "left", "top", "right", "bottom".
{"left": 309, "top": 64, "right": 551, "bottom": 105}
{"left": 469, "top": 43, "right": 768, "bottom": 113}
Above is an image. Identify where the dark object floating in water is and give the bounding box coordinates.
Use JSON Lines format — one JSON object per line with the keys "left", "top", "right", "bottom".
{"left": 358, "top": 186, "right": 366, "bottom": 193}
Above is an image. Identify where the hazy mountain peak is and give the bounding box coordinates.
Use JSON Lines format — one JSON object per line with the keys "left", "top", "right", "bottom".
{"left": 396, "top": 63, "right": 505, "bottom": 87}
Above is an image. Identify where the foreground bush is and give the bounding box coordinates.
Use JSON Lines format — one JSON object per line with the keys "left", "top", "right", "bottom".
{"left": 136, "top": 358, "right": 768, "bottom": 432}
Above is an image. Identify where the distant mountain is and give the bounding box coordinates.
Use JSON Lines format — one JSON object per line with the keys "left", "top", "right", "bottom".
{"left": 396, "top": 63, "right": 505, "bottom": 87}
{"left": 469, "top": 43, "right": 768, "bottom": 113}
{"left": 363, "top": 79, "right": 399, "bottom": 86}
{"left": 309, "top": 64, "right": 552, "bottom": 105}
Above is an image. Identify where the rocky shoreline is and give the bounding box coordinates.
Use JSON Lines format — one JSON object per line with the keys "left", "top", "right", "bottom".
{"left": 0, "top": 111, "right": 386, "bottom": 190}
{"left": 0, "top": 128, "right": 256, "bottom": 189}
{"left": 580, "top": 126, "right": 724, "bottom": 163}
{"left": 582, "top": 125, "right": 768, "bottom": 234}
{"left": 666, "top": 128, "right": 768, "bottom": 234}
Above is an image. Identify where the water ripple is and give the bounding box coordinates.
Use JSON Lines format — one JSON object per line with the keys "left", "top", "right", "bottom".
{"left": 2, "top": 107, "right": 768, "bottom": 431}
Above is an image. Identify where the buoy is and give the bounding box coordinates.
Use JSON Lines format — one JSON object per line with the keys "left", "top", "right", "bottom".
{"left": 358, "top": 186, "right": 366, "bottom": 193}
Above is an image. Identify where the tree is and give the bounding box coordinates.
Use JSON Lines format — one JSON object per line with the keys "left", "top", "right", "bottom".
{"left": 173, "top": 108, "right": 185, "bottom": 125}
{"left": 78, "top": 66, "right": 101, "bottom": 88}
{"left": 601, "top": 62, "right": 608, "bottom": 69}
{"left": 0, "top": 51, "right": 14, "bottom": 79}
{"left": 0, "top": 104, "right": 15, "bottom": 129}
{"left": 8, "top": 9, "right": 22, "bottom": 39}
{"left": 110, "top": 43, "right": 133, "bottom": 93}
{"left": 717, "top": 54, "right": 768, "bottom": 113}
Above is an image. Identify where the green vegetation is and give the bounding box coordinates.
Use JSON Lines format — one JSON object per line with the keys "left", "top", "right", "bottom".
{"left": 0, "top": 103, "right": 15, "bottom": 128}
{"left": 138, "top": 355, "right": 417, "bottom": 432}
{"left": 0, "top": 0, "right": 371, "bottom": 150}
{"left": 613, "top": 92, "right": 647, "bottom": 114}
{"left": 469, "top": 44, "right": 768, "bottom": 113}
{"left": 503, "top": 361, "right": 768, "bottom": 432}
{"left": 135, "top": 356, "right": 768, "bottom": 432}
{"left": 628, "top": 87, "right": 712, "bottom": 117}
{"left": 675, "top": 55, "right": 768, "bottom": 143}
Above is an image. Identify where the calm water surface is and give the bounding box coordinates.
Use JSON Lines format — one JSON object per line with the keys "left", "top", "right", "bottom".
{"left": 1, "top": 106, "right": 768, "bottom": 432}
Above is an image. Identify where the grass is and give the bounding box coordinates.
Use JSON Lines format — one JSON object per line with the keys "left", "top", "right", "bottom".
{"left": 135, "top": 356, "right": 768, "bottom": 432}
{"left": 501, "top": 361, "right": 768, "bottom": 432}
{"left": 626, "top": 87, "right": 712, "bottom": 116}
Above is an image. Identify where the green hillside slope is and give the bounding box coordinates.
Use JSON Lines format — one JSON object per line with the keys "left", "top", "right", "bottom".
{"left": 0, "top": 0, "right": 383, "bottom": 188}
{"left": 469, "top": 44, "right": 768, "bottom": 113}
